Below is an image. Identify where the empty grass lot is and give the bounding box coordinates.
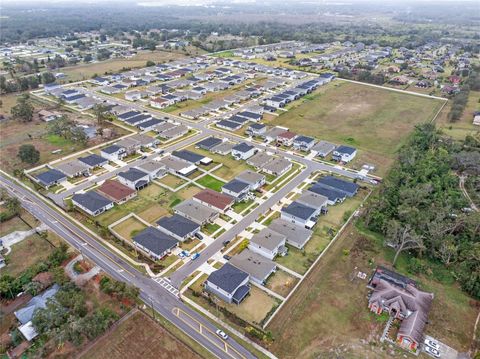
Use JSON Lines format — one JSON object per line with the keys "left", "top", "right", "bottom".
{"left": 111, "top": 216, "right": 148, "bottom": 241}
{"left": 81, "top": 310, "right": 201, "bottom": 359}
{"left": 157, "top": 174, "right": 187, "bottom": 189}
{"left": 196, "top": 174, "right": 225, "bottom": 191}
{"left": 267, "top": 81, "right": 444, "bottom": 175}
{"left": 276, "top": 188, "right": 368, "bottom": 274}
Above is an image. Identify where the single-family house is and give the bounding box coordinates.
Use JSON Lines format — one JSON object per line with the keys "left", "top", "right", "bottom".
{"left": 195, "top": 137, "right": 223, "bottom": 151}
{"left": 156, "top": 214, "right": 200, "bottom": 242}
{"left": 216, "top": 119, "right": 243, "bottom": 131}
{"left": 281, "top": 201, "right": 318, "bottom": 229}
{"left": 100, "top": 145, "right": 126, "bottom": 161}
{"left": 262, "top": 157, "right": 292, "bottom": 176}
{"left": 248, "top": 228, "right": 287, "bottom": 260}
{"left": 312, "top": 141, "right": 336, "bottom": 158}
{"left": 293, "top": 136, "right": 316, "bottom": 151}
{"left": 158, "top": 156, "right": 197, "bottom": 176}
{"left": 34, "top": 169, "right": 66, "bottom": 189}
{"left": 204, "top": 263, "right": 250, "bottom": 304}
{"left": 316, "top": 176, "right": 359, "bottom": 197}
{"left": 174, "top": 199, "right": 219, "bottom": 225}
{"left": 72, "top": 191, "right": 114, "bottom": 217}
{"left": 55, "top": 160, "right": 90, "bottom": 178}
{"left": 277, "top": 131, "right": 297, "bottom": 147}
{"left": 78, "top": 154, "right": 108, "bottom": 169}
{"left": 96, "top": 180, "right": 137, "bottom": 204}
{"left": 193, "top": 189, "right": 234, "bottom": 213}
{"left": 232, "top": 143, "right": 256, "bottom": 160}
{"left": 229, "top": 249, "right": 276, "bottom": 285}
{"left": 246, "top": 123, "right": 267, "bottom": 137}
{"left": 235, "top": 170, "right": 265, "bottom": 191}
{"left": 221, "top": 179, "right": 251, "bottom": 202}
{"left": 117, "top": 168, "right": 150, "bottom": 190}
{"left": 332, "top": 145, "right": 357, "bottom": 163}
{"left": 308, "top": 186, "right": 346, "bottom": 205}
{"left": 296, "top": 191, "right": 328, "bottom": 216}
{"left": 268, "top": 218, "right": 313, "bottom": 249}
{"left": 132, "top": 227, "right": 178, "bottom": 260}
{"left": 135, "top": 160, "right": 167, "bottom": 180}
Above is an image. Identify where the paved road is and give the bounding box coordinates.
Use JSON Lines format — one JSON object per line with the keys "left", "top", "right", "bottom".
{"left": 0, "top": 173, "right": 257, "bottom": 359}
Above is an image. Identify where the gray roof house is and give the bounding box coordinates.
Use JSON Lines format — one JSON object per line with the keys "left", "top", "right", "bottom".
{"left": 135, "top": 160, "right": 167, "bottom": 180}
{"left": 72, "top": 191, "right": 114, "bottom": 217}
{"left": 55, "top": 160, "right": 90, "bottom": 178}
{"left": 230, "top": 249, "right": 277, "bottom": 285}
{"left": 268, "top": 218, "right": 313, "bottom": 249}
{"left": 195, "top": 137, "right": 223, "bottom": 151}
{"left": 232, "top": 142, "right": 256, "bottom": 160}
{"left": 246, "top": 151, "right": 274, "bottom": 169}
{"left": 132, "top": 227, "right": 178, "bottom": 260}
{"left": 293, "top": 136, "right": 316, "bottom": 151}
{"left": 204, "top": 263, "right": 250, "bottom": 304}
{"left": 15, "top": 284, "right": 60, "bottom": 325}
{"left": 235, "top": 170, "right": 266, "bottom": 191}
{"left": 117, "top": 168, "right": 150, "bottom": 190}
{"left": 156, "top": 214, "right": 200, "bottom": 242}
{"left": 262, "top": 157, "right": 292, "bottom": 176}
{"left": 281, "top": 201, "right": 318, "bottom": 229}
{"left": 100, "top": 145, "right": 126, "bottom": 161}
{"left": 174, "top": 199, "right": 219, "bottom": 225}
{"left": 316, "top": 176, "right": 359, "bottom": 197}
{"left": 221, "top": 179, "right": 250, "bottom": 201}
{"left": 249, "top": 228, "right": 287, "bottom": 260}
{"left": 35, "top": 169, "right": 66, "bottom": 188}
{"left": 296, "top": 191, "right": 329, "bottom": 217}
{"left": 312, "top": 140, "right": 336, "bottom": 158}
{"left": 78, "top": 154, "right": 108, "bottom": 168}
{"left": 308, "top": 185, "right": 347, "bottom": 205}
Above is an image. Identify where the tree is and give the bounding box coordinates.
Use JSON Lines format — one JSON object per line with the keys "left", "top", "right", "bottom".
{"left": 18, "top": 144, "right": 40, "bottom": 164}
{"left": 41, "top": 71, "right": 56, "bottom": 84}
{"left": 4, "top": 196, "right": 21, "bottom": 215}
{"left": 92, "top": 103, "right": 110, "bottom": 125}
{"left": 11, "top": 94, "right": 34, "bottom": 122}
{"left": 146, "top": 60, "right": 155, "bottom": 67}
{"left": 386, "top": 220, "right": 425, "bottom": 266}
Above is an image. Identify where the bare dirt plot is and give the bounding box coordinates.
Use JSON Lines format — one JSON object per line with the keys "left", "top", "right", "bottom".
{"left": 81, "top": 310, "right": 201, "bottom": 359}
{"left": 265, "top": 270, "right": 299, "bottom": 298}
{"left": 267, "top": 81, "right": 444, "bottom": 175}
{"left": 111, "top": 217, "right": 147, "bottom": 241}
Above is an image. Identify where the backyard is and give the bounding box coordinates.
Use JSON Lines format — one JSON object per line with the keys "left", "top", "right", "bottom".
{"left": 267, "top": 81, "right": 444, "bottom": 175}
{"left": 111, "top": 216, "right": 148, "bottom": 241}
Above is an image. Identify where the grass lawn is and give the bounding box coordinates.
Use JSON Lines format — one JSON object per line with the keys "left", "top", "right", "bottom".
{"left": 203, "top": 222, "right": 221, "bottom": 235}
{"left": 157, "top": 174, "right": 187, "bottom": 189}
{"left": 266, "top": 81, "right": 444, "bottom": 175}
{"left": 111, "top": 216, "right": 148, "bottom": 241}
{"left": 0, "top": 212, "right": 38, "bottom": 237}
{"left": 186, "top": 145, "right": 253, "bottom": 181}
{"left": 276, "top": 188, "right": 367, "bottom": 274}
{"left": 80, "top": 310, "right": 202, "bottom": 359}
{"left": 267, "top": 219, "right": 479, "bottom": 358}
{"left": 1, "top": 231, "right": 62, "bottom": 277}
{"left": 196, "top": 174, "right": 225, "bottom": 192}
{"left": 265, "top": 270, "right": 299, "bottom": 298}
{"left": 232, "top": 199, "right": 254, "bottom": 214}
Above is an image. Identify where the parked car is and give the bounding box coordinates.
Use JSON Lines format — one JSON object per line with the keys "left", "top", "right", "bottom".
{"left": 195, "top": 232, "right": 203, "bottom": 240}
{"left": 222, "top": 240, "right": 230, "bottom": 246}
{"left": 191, "top": 253, "right": 200, "bottom": 260}
{"left": 424, "top": 346, "right": 440, "bottom": 358}
{"left": 424, "top": 339, "right": 440, "bottom": 350}
{"left": 223, "top": 255, "right": 231, "bottom": 260}
{"left": 215, "top": 329, "right": 229, "bottom": 340}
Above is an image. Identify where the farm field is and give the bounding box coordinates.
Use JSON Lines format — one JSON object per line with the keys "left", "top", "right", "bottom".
{"left": 81, "top": 310, "right": 201, "bottom": 359}
{"left": 61, "top": 50, "right": 187, "bottom": 82}
{"left": 266, "top": 80, "right": 444, "bottom": 175}
{"left": 267, "top": 219, "right": 478, "bottom": 358}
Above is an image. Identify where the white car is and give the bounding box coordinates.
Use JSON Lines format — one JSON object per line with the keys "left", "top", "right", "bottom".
{"left": 424, "top": 345, "right": 440, "bottom": 358}
{"left": 215, "top": 329, "right": 229, "bottom": 340}
{"left": 424, "top": 338, "right": 440, "bottom": 350}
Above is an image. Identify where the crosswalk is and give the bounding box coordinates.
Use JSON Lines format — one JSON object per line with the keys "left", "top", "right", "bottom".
{"left": 153, "top": 277, "right": 179, "bottom": 296}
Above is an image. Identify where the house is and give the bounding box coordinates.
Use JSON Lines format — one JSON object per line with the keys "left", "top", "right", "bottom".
{"left": 293, "top": 135, "right": 316, "bottom": 151}
{"left": 150, "top": 97, "right": 170, "bottom": 109}
{"left": 132, "top": 227, "right": 178, "bottom": 260}
{"left": 211, "top": 142, "right": 235, "bottom": 155}
{"left": 135, "top": 160, "right": 167, "bottom": 180}
{"left": 158, "top": 156, "right": 197, "bottom": 176}
{"left": 265, "top": 96, "right": 286, "bottom": 108}
{"left": 138, "top": 118, "right": 163, "bottom": 132}
{"left": 236, "top": 170, "right": 265, "bottom": 191}
{"left": 156, "top": 214, "right": 200, "bottom": 242}
{"left": 281, "top": 201, "right": 318, "bottom": 229}
{"left": 277, "top": 131, "right": 297, "bottom": 147}
{"left": 96, "top": 180, "right": 137, "bottom": 204}
{"left": 230, "top": 249, "right": 276, "bottom": 285}
{"left": 249, "top": 228, "right": 287, "bottom": 260}
{"left": 268, "top": 218, "right": 313, "bottom": 249}
{"left": 124, "top": 113, "right": 152, "bottom": 127}
{"left": 118, "top": 110, "right": 141, "bottom": 122}
{"left": 232, "top": 143, "right": 256, "bottom": 160}
{"left": 117, "top": 168, "right": 150, "bottom": 190}
{"left": 312, "top": 141, "right": 336, "bottom": 158}
{"left": 262, "top": 157, "right": 292, "bottom": 176}
{"left": 228, "top": 115, "right": 250, "bottom": 126}
{"left": 246, "top": 123, "right": 267, "bottom": 137}
{"left": 100, "top": 145, "right": 126, "bottom": 161}
{"left": 35, "top": 169, "right": 66, "bottom": 188}
{"left": 204, "top": 263, "right": 250, "bottom": 304}
{"left": 172, "top": 150, "right": 211, "bottom": 165}
{"left": 55, "top": 160, "right": 90, "bottom": 178}
{"left": 368, "top": 268, "right": 433, "bottom": 352}
{"left": 216, "top": 119, "right": 243, "bottom": 131}
{"left": 296, "top": 191, "right": 328, "bottom": 216}
{"left": 316, "top": 176, "right": 359, "bottom": 197}
{"left": 195, "top": 137, "right": 223, "bottom": 151}
{"left": 237, "top": 111, "right": 262, "bottom": 122}
{"left": 72, "top": 191, "right": 114, "bottom": 217}
{"left": 161, "top": 125, "right": 189, "bottom": 140}
{"left": 247, "top": 151, "right": 274, "bottom": 169}
{"left": 193, "top": 189, "right": 234, "bottom": 213}
{"left": 174, "top": 199, "right": 219, "bottom": 225}
{"left": 78, "top": 154, "right": 108, "bottom": 169}
{"left": 308, "top": 186, "right": 346, "bottom": 205}
{"left": 221, "top": 179, "right": 251, "bottom": 201}
{"left": 38, "top": 110, "right": 61, "bottom": 122}
{"left": 125, "top": 90, "right": 145, "bottom": 101}
{"left": 332, "top": 145, "right": 357, "bottom": 163}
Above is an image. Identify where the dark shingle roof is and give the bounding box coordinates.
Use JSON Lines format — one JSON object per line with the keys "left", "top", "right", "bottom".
{"left": 132, "top": 227, "right": 178, "bottom": 256}
{"left": 237, "top": 111, "right": 262, "bottom": 120}
{"left": 308, "top": 185, "right": 346, "bottom": 202}
{"left": 196, "top": 137, "right": 223, "bottom": 150}
{"left": 118, "top": 168, "right": 148, "bottom": 182}
{"left": 72, "top": 191, "right": 113, "bottom": 212}
{"left": 172, "top": 150, "right": 204, "bottom": 164}
{"left": 118, "top": 110, "right": 141, "bottom": 120}
{"left": 35, "top": 169, "right": 66, "bottom": 186}
{"left": 216, "top": 119, "right": 242, "bottom": 130}
{"left": 222, "top": 179, "right": 249, "bottom": 194}
{"left": 232, "top": 142, "right": 254, "bottom": 153}
{"left": 101, "top": 144, "right": 123, "bottom": 154}
{"left": 316, "top": 176, "right": 359, "bottom": 195}
{"left": 207, "top": 263, "right": 248, "bottom": 294}
{"left": 335, "top": 145, "right": 356, "bottom": 155}
{"left": 138, "top": 118, "right": 162, "bottom": 129}
{"left": 156, "top": 214, "right": 200, "bottom": 238}
{"left": 78, "top": 154, "right": 107, "bottom": 167}
{"left": 282, "top": 201, "right": 316, "bottom": 220}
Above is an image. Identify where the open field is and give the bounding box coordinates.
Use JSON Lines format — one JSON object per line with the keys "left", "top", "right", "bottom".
{"left": 266, "top": 81, "right": 444, "bottom": 175}
{"left": 81, "top": 310, "right": 201, "bottom": 359}
{"left": 0, "top": 231, "right": 62, "bottom": 277}
{"left": 267, "top": 219, "right": 479, "bottom": 358}
{"left": 61, "top": 50, "right": 186, "bottom": 82}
